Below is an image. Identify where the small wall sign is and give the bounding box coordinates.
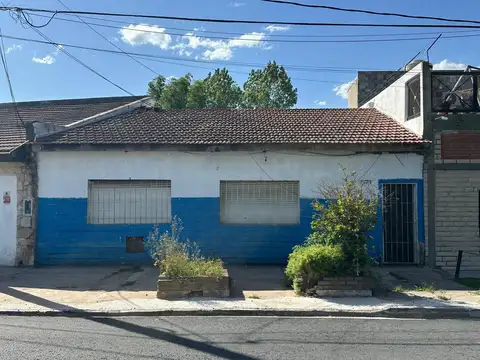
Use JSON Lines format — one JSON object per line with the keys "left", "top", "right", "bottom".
{"left": 3, "top": 191, "right": 11, "bottom": 205}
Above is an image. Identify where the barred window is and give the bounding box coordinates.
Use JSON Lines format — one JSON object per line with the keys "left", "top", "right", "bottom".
{"left": 220, "top": 181, "right": 300, "bottom": 225}
{"left": 87, "top": 180, "right": 171, "bottom": 225}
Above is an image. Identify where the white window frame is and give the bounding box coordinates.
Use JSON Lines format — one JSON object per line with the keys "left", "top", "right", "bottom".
{"left": 87, "top": 180, "right": 171, "bottom": 225}
{"left": 220, "top": 180, "right": 300, "bottom": 225}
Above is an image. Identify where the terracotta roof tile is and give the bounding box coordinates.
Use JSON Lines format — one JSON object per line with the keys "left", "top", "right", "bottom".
{"left": 39, "top": 107, "right": 427, "bottom": 145}
{"left": 0, "top": 96, "right": 144, "bottom": 152}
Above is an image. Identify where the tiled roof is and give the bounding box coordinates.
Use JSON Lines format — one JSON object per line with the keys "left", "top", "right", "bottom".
{"left": 39, "top": 107, "right": 427, "bottom": 145}
{"left": 0, "top": 96, "right": 144, "bottom": 153}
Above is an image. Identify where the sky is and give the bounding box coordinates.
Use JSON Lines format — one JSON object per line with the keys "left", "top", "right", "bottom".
{"left": 0, "top": 0, "right": 479, "bottom": 108}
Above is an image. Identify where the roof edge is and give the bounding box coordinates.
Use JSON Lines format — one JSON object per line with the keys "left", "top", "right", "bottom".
{"left": 36, "top": 97, "right": 152, "bottom": 141}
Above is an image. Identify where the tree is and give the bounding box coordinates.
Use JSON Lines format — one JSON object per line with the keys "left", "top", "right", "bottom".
{"left": 147, "top": 75, "right": 166, "bottom": 107}
{"left": 187, "top": 80, "right": 207, "bottom": 108}
{"left": 242, "top": 61, "right": 298, "bottom": 108}
{"left": 204, "top": 68, "right": 242, "bottom": 108}
{"left": 148, "top": 74, "right": 192, "bottom": 109}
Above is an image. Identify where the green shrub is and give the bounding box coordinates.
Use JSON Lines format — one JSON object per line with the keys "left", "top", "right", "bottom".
{"left": 285, "top": 244, "right": 345, "bottom": 294}
{"left": 145, "top": 216, "right": 201, "bottom": 267}
{"left": 307, "top": 168, "right": 378, "bottom": 275}
{"left": 145, "top": 216, "right": 224, "bottom": 278}
{"left": 162, "top": 253, "right": 224, "bottom": 278}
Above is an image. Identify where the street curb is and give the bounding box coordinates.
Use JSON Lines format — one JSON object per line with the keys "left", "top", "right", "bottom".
{"left": 0, "top": 307, "right": 479, "bottom": 319}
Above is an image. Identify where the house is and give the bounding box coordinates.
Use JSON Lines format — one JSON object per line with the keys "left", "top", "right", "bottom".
{"left": 349, "top": 59, "right": 480, "bottom": 275}
{"left": 30, "top": 99, "right": 427, "bottom": 265}
{"left": 0, "top": 96, "right": 144, "bottom": 266}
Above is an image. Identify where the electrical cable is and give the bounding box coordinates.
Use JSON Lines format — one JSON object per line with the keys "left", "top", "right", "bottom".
{"left": 23, "top": 12, "right": 480, "bottom": 45}
{"left": 56, "top": 0, "right": 159, "bottom": 76}
{"left": 263, "top": 0, "right": 480, "bottom": 26}
{"left": 14, "top": 11, "right": 136, "bottom": 96}
{"left": 0, "top": 28, "right": 25, "bottom": 127}
{"left": 0, "top": 33, "right": 462, "bottom": 85}
{"left": 32, "top": 12, "right": 479, "bottom": 39}
{"left": 4, "top": 6, "right": 480, "bottom": 29}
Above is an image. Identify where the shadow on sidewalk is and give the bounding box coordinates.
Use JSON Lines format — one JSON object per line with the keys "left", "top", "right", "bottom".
{"left": 0, "top": 285, "right": 259, "bottom": 360}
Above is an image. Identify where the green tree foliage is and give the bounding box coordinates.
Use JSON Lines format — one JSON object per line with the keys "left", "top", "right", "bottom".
{"left": 204, "top": 68, "right": 242, "bottom": 108}
{"left": 243, "top": 61, "right": 298, "bottom": 108}
{"left": 187, "top": 79, "right": 207, "bottom": 108}
{"left": 307, "top": 168, "right": 378, "bottom": 275}
{"left": 147, "top": 62, "right": 297, "bottom": 109}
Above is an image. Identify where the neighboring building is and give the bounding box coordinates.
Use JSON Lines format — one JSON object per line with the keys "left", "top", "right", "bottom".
{"left": 351, "top": 60, "right": 480, "bottom": 275}
{"left": 347, "top": 70, "right": 406, "bottom": 108}
{"left": 31, "top": 102, "right": 427, "bottom": 265}
{"left": 0, "top": 96, "right": 143, "bottom": 266}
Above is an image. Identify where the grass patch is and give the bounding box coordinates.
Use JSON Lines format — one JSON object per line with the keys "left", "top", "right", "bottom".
{"left": 247, "top": 294, "right": 260, "bottom": 299}
{"left": 162, "top": 253, "right": 224, "bottom": 278}
{"left": 456, "top": 278, "right": 480, "bottom": 290}
{"left": 392, "top": 285, "right": 406, "bottom": 293}
{"left": 470, "top": 290, "right": 480, "bottom": 296}
{"left": 414, "top": 282, "right": 437, "bottom": 293}
{"left": 437, "top": 292, "right": 451, "bottom": 301}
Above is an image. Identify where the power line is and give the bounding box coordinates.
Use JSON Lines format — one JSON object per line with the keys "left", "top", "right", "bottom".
{"left": 263, "top": 0, "right": 480, "bottom": 26}
{"left": 0, "top": 33, "right": 437, "bottom": 86}
{"left": 4, "top": 6, "right": 480, "bottom": 28}
{"left": 22, "top": 12, "right": 480, "bottom": 45}
{"left": 28, "top": 12, "right": 480, "bottom": 42}
{"left": 0, "top": 28, "right": 25, "bottom": 127}
{"left": 55, "top": 0, "right": 159, "bottom": 75}
{"left": 17, "top": 13, "right": 136, "bottom": 96}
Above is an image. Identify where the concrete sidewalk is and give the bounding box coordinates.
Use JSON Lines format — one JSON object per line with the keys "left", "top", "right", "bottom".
{"left": 1, "top": 266, "right": 480, "bottom": 318}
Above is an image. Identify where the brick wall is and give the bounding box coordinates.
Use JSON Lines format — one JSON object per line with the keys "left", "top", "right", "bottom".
{"left": 0, "top": 162, "right": 35, "bottom": 265}
{"left": 436, "top": 131, "right": 480, "bottom": 162}
{"left": 435, "top": 170, "right": 480, "bottom": 273}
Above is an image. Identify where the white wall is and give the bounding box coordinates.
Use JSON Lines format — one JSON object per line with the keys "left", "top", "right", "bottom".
{"left": 38, "top": 150, "right": 423, "bottom": 199}
{"left": 0, "top": 174, "right": 17, "bottom": 266}
{"left": 361, "top": 62, "right": 425, "bottom": 136}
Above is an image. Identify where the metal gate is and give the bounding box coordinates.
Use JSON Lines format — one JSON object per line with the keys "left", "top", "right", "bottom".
{"left": 382, "top": 183, "right": 417, "bottom": 264}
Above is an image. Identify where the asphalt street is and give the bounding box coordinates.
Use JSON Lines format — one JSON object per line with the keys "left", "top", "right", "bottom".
{"left": 0, "top": 316, "right": 479, "bottom": 359}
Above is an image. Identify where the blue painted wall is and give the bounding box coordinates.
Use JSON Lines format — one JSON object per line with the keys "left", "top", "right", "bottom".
{"left": 36, "top": 198, "right": 314, "bottom": 265}
{"left": 36, "top": 179, "right": 423, "bottom": 265}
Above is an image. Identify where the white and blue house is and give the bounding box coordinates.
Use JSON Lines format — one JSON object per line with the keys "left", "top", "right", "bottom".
{"left": 31, "top": 98, "right": 428, "bottom": 265}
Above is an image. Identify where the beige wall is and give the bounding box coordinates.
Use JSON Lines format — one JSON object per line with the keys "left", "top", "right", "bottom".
{"left": 435, "top": 170, "right": 480, "bottom": 275}
{"left": 0, "top": 162, "right": 35, "bottom": 265}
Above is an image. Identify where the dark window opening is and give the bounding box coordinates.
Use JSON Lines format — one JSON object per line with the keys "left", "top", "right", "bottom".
{"left": 126, "top": 236, "right": 145, "bottom": 253}
{"left": 406, "top": 75, "right": 421, "bottom": 120}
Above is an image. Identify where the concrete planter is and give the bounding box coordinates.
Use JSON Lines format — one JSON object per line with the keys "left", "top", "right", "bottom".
{"left": 305, "top": 276, "right": 374, "bottom": 297}
{"left": 157, "top": 269, "right": 230, "bottom": 299}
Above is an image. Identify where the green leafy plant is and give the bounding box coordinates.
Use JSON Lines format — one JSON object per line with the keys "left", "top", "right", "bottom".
{"left": 144, "top": 216, "right": 201, "bottom": 268}
{"left": 306, "top": 168, "right": 378, "bottom": 276}
{"left": 414, "top": 282, "right": 437, "bottom": 293}
{"left": 162, "top": 253, "right": 224, "bottom": 278}
{"left": 145, "top": 216, "right": 223, "bottom": 278}
{"left": 285, "top": 244, "right": 345, "bottom": 294}
{"left": 392, "top": 285, "right": 406, "bottom": 293}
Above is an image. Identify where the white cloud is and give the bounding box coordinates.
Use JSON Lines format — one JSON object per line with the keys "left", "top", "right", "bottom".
{"left": 314, "top": 100, "right": 327, "bottom": 106}
{"left": 5, "top": 44, "right": 22, "bottom": 54}
{"left": 32, "top": 55, "right": 56, "bottom": 65}
{"left": 264, "top": 25, "right": 290, "bottom": 33}
{"left": 202, "top": 47, "right": 233, "bottom": 61}
{"left": 230, "top": 1, "right": 246, "bottom": 6}
{"left": 433, "top": 59, "right": 468, "bottom": 71}
{"left": 31, "top": 45, "right": 62, "bottom": 65}
{"left": 119, "top": 24, "right": 172, "bottom": 49}
{"left": 178, "top": 32, "right": 266, "bottom": 60}
{"left": 228, "top": 32, "right": 266, "bottom": 48}
{"left": 333, "top": 80, "right": 354, "bottom": 99}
